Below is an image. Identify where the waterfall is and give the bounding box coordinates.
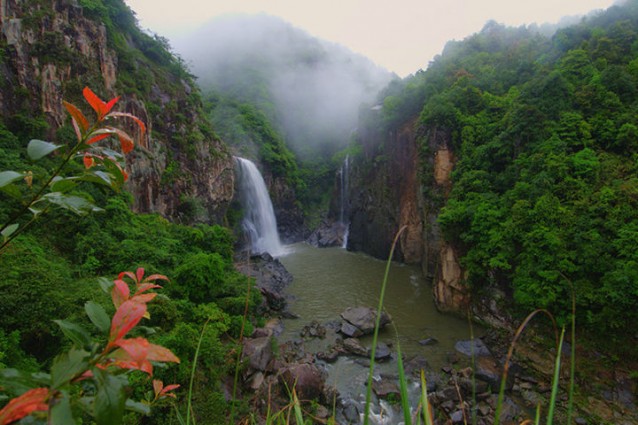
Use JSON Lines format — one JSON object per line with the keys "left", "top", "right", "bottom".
{"left": 339, "top": 155, "right": 350, "bottom": 249}
{"left": 235, "top": 157, "right": 284, "bottom": 256}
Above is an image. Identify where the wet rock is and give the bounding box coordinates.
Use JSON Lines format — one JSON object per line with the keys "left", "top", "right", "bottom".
{"left": 475, "top": 356, "right": 507, "bottom": 390}
{"left": 236, "top": 253, "right": 292, "bottom": 311}
{"left": 454, "top": 339, "right": 491, "bottom": 357}
{"left": 340, "top": 321, "right": 363, "bottom": 338}
{"left": 404, "top": 355, "right": 430, "bottom": 376}
{"left": 419, "top": 337, "right": 439, "bottom": 346}
{"left": 251, "top": 327, "right": 273, "bottom": 338}
{"left": 265, "top": 318, "right": 284, "bottom": 336}
{"left": 315, "top": 405, "right": 330, "bottom": 419}
{"left": 242, "top": 337, "right": 273, "bottom": 371}
{"left": 342, "top": 402, "right": 360, "bottom": 423}
{"left": 340, "top": 306, "right": 391, "bottom": 335}
{"left": 372, "top": 379, "right": 400, "bottom": 398}
{"left": 279, "top": 363, "right": 326, "bottom": 401}
{"left": 316, "top": 349, "right": 340, "bottom": 363}
{"left": 248, "top": 371, "right": 265, "bottom": 390}
{"left": 307, "top": 220, "right": 348, "bottom": 248}
{"left": 374, "top": 343, "right": 392, "bottom": 361}
{"left": 300, "top": 320, "right": 326, "bottom": 339}
{"left": 450, "top": 410, "right": 465, "bottom": 423}
{"left": 343, "top": 338, "right": 368, "bottom": 357}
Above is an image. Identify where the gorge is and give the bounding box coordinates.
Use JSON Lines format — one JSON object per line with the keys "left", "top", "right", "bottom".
{"left": 1, "top": 0, "right": 637, "bottom": 424}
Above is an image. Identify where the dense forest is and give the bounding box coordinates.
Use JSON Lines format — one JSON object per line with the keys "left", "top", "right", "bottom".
{"left": 367, "top": 2, "right": 638, "bottom": 349}
{"left": 1, "top": 0, "right": 638, "bottom": 423}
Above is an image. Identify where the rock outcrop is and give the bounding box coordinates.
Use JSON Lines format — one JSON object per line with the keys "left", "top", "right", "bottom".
{"left": 0, "top": 0, "right": 234, "bottom": 224}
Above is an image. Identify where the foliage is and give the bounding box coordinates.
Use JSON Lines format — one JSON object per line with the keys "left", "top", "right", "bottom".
{"left": 368, "top": 3, "right": 638, "bottom": 345}
{"left": 0, "top": 268, "right": 180, "bottom": 424}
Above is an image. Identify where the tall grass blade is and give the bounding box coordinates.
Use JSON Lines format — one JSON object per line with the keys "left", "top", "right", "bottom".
{"left": 420, "top": 370, "right": 433, "bottom": 425}
{"left": 292, "top": 388, "right": 305, "bottom": 425}
{"left": 494, "top": 309, "right": 558, "bottom": 425}
{"left": 567, "top": 278, "right": 576, "bottom": 425}
{"left": 363, "top": 225, "right": 407, "bottom": 425}
{"left": 186, "top": 317, "right": 211, "bottom": 425}
{"left": 395, "top": 337, "right": 412, "bottom": 425}
{"left": 546, "top": 327, "right": 566, "bottom": 425}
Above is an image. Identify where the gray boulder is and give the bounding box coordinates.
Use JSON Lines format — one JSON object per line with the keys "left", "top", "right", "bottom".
{"left": 340, "top": 306, "right": 391, "bottom": 335}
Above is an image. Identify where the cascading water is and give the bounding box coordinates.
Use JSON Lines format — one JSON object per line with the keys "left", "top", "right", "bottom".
{"left": 339, "top": 155, "right": 350, "bottom": 248}
{"left": 235, "top": 157, "right": 285, "bottom": 256}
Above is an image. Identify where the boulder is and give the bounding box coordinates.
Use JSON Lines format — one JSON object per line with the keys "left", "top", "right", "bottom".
{"left": 454, "top": 339, "right": 491, "bottom": 357}
{"left": 279, "top": 363, "right": 326, "bottom": 401}
{"left": 300, "top": 320, "right": 326, "bottom": 339}
{"left": 242, "top": 337, "right": 273, "bottom": 372}
{"left": 374, "top": 343, "right": 392, "bottom": 361}
{"left": 343, "top": 338, "right": 369, "bottom": 357}
{"left": 419, "top": 337, "right": 439, "bottom": 346}
{"left": 340, "top": 306, "right": 391, "bottom": 335}
{"left": 340, "top": 321, "right": 363, "bottom": 338}
{"left": 372, "top": 379, "right": 400, "bottom": 399}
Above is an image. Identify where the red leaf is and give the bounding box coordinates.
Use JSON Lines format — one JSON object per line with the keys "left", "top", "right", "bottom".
{"left": 86, "top": 133, "right": 110, "bottom": 145}
{"left": 108, "top": 112, "right": 147, "bottom": 135}
{"left": 109, "top": 300, "right": 146, "bottom": 343}
{"left": 111, "top": 279, "right": 130, "bottom": 309}
{"left": 143, "top": 274, "right": 169, "bottom": 283}
{"left": 135, "top": 268, "right": 145, "bottom": 283}
{"left": 104, "top": 96, "right": 121, "bottom": 115}
{"left": 83, "top": 87, "right": 108, "bottom": 120}
{"left": 130, "top": 292, "right": 157, "bottom": 304}
{"left": 118, "top": 134, "right": 134, "bottom": 154}
{"left": 83, "top": 154, "right": 95, "bottom": 169}
{"left": 152, "top": 379, "right": 163, "bottom": 397}
{"left": 0, "top": 388, "right": 49, "bottom": 425}
{"left": 63, "top": 100, "right": 89, "bottom": 132}
{"left": 147, "top": 343, "right": 180, "bottom": 363}
{"left": 122, "top": 169, "right": 129, "bottom": 182}
{"left": 118, "top": 271, "right": 137, "bottom": 282}
{"left": 135, "top": 283, "right": 162, "bottom": 295}
{"left": 115, "top": 337, "right": 149, "bottom": 367}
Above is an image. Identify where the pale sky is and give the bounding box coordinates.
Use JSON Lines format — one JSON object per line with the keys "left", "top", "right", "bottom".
{"left": 124, "top": 0, "right": 618, "bottom": 77}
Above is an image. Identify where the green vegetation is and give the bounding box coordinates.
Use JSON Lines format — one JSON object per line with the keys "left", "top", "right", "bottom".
{"left": 372, "top": 3, "right": 638, "bottom": 349}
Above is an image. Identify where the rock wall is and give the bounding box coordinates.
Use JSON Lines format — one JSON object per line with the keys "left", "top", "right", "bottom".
{"left": 349, "top": 112, "right": 470, "bottom": 313}
{"left": 0, "top": 0, "right": 234, "bottom": 223}
{"left": 348, "top": 116, "right": 423, "bottom": 263}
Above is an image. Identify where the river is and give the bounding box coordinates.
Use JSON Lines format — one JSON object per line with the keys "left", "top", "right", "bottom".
{"left": 277, "top": 243, "right": 480, "bottom": 418}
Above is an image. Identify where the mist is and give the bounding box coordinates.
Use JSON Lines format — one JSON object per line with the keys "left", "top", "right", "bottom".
{"left": 172, "top": 14, "right": 394, "bottom": 159}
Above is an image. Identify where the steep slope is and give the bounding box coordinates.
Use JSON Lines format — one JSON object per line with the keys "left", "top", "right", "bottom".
{"left": 350, "top": 3, "right": 638, "bottom": 347}
{"left": 0, "top": 0, "right": 234, "bottom": 223}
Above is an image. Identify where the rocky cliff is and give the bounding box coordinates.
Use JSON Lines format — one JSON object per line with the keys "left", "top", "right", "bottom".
{"left": 0, "top": 0, "right": 234, "bottom": 223}
{"left": 348, "top": 110, "right": 469, "bottom": 313}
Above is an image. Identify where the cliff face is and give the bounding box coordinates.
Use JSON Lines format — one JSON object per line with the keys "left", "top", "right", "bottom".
{"left": 348, "top": 116, "right": 423, "bottom": 263}
{"left": 0, "top": 0, "right": 234, "bottom": 223}
{"left": 349, "top": 112, "right": 469, "bottom": 313}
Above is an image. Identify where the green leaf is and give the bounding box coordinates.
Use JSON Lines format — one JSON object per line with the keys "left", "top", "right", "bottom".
{"left": 78, "top": 171, "right": 114, "bottom": 187}
{"left": 98, "top": 277, "right": 114, "bottom": 293}
{"left": 0, "top": 368, "right": 37, "bottom": 395}
{"left": 54, "top": 320, "right": 91, "bottom": 348}
{"left": 51, "top": 348, "right": 90, "bottom": 389}
{"left": 50, "top": 176, "right": 78, "bottom": 193}
{"left": 1, "top": 223, "right": 19, "bottom": 239}
{"left": 0, "top": 171, "right": 24, "bottom": 188}
{"left": 41, "top": 192, "right": 103, "bottom": 215}
{"left": 0, "top": 183, "right": 23, "bottom": 200}
{"left": 125, "top": 399, "right": 151, "bottom": 416}
{"left": 94, "top": 369, "right": 127, "bottom": 425}
{"left": 50, "top": 390, "right": 77, "bottom": 425}
{"left": 85, "top": 301, "right": 110, "bottom": 333}
{"left": 27, "top": 139, "right": 61, "bottom": 160}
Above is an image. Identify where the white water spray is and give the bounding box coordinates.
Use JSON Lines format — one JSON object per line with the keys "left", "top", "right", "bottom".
{"left": 339, "top": 155, "right": 350, "bottom": 249}
{"left": 235, "top": 157, "right": 285, "bottom": 256}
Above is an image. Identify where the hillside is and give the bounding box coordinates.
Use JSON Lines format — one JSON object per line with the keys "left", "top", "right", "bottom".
{"left": 351, "top": 1, "right": 638, "bottom": 348}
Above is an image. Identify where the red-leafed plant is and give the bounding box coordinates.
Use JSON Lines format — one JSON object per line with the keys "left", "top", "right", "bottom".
{"left": 0, "top": 87, "right": 144, "bottom": 254}
{"left": 0, "top": 268, "right": 180, "bottom": 424}
{"left": 0, "top": 89, "right": 181, "bottom": 424}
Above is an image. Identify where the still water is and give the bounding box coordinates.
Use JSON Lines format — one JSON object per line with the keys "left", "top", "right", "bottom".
{"left": 278, "top": 243, "right": 478, "bottom": 409}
